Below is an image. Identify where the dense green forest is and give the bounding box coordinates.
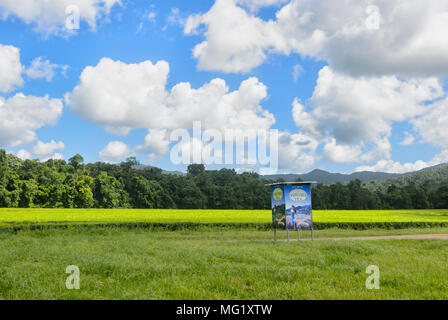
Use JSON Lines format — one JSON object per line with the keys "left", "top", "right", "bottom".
{"left": 0, "top": 150, "right": 447, "bottom": 210}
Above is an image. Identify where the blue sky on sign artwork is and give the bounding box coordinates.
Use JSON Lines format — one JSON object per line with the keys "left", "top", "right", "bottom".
{"left": 1, "top": 0, "right": 448, "bottom": 174}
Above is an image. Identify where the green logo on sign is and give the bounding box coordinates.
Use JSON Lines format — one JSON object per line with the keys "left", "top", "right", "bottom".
{"left": 273, "top": 188, "right": 283, "bottom": 201}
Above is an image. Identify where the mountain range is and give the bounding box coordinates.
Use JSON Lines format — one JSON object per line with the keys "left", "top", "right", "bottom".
{"left": 138, "top": 162, "right": 448, "bottom": 187}
{"left": 261, "top": 163, "right": 448, "bottom": 185}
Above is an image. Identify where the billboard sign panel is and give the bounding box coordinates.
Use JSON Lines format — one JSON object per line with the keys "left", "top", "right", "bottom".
{"left": 284, "top": 184, "right": 313, "bottom": 230}
{"left": 270, "top": 185, "right": 285, "bottom": 229}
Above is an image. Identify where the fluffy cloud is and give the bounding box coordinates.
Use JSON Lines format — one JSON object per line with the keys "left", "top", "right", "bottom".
{"left": 26, "top": 57, "right": 69, "bottom": 82}
{"left": 66, "top": 58, "right": 169, "bottom": 134}
{"left": 356, "top": 150, "right": 448, "bottom": 174}
{"left": 66, "top": 58, "right": 277, "bottom": 164}
{"left": 322, "top": 139, "right": 361, "bottom": 164}
{"left": 185, "top": 0, "right": 448, "bottom": 76}
{"left": 99, "top": 141, "right": 133, "bottom": 163}
{"left": 0, "top": 43, "right": 65, "bottom": 151}
{"left": 66, "top": 58, "right": 275, "bottom": 134}
{"left": 1, "top": 44, "right": 67, "bottom": 92}
{"left": 413, "top": 97, "right": 448, "bottom": 148}
{"left": 32, "top": 140, "right": 65, "bottom": 160}
{"left": 184, "top": 0, "right": 281, "bottom": 73}
{"left": 0, "top": 44, "right": 23, "bottom": 92}
{"left": 291, "top": 99, "right": 318, "bottom": 136}
{"left": 0, "top": 0, "right": 121, "bottom": 35}
{"left": 50, "top": 153, "right": 64, "bottom": 161}
{"left": 136, "top": 129, "right": 171, "bottom": 162}
{"left": 184, "top": 0, "right": 448, "bottom": 171}
{"left": 16, "top": 149, "right": 31, "bottom": 160}
{"left": 170, "top": 136, "right": 223, "bottom": 166}
{"left": 277, "top": 131, "right": 318, "bottom": 171}
{"left": 292, "top": 67, "right": 443, "bottom": 163}
{"left": 0, "top": 93, "right": 63, "bottom": 147}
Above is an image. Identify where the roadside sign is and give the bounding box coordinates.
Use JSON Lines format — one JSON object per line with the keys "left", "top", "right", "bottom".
{"left": 267, "top": 182, "right": 316, "bottom": 241}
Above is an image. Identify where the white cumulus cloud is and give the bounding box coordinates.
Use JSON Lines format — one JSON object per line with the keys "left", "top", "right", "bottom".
{"left": 26, "top": 57, "right": 69, "bottom": 82}
{"left": 185, "top": 0, "right": 448, "bottom": 77}
{"left": 136, "top": 129, "right": 171, "bottom": 162}
{"left": 0, "top": 44, "right": 23, "bottom": 92}
{"left": 277, "top": 131, "right": 318, "bottom": 171}
{"left": 356, "top": 150, "right": 448, "bottom": 174}
{"left": 66, "top": 57, "right": 275, "bottom": 136}
{"left": 0, "top": 93, "right": 63, "bottom": 147}
{"left": 322, "top": 139, "right": 362, "bottom": 164}
{"left": 292, "top": 67, "right": 443, "bottom": 163}
{"left": 32, "top": 140, "right": 65, "bottom": 159}
{"left": 65, "top": 58, "right": 276, "bottom": 163}
{"left": 99, "top": 141, "right": 133, "bottom": 163}
{"left": 413, "top": 97, "right": 448, "bottom": 149}
{"left": 50, "top": 153, "right": 64, "bottom": 161}
{"left": 16, "top": 149, "right": 32, "bottom": 160}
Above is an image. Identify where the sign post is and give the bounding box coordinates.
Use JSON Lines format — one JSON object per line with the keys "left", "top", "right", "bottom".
{"left": 268, "top": 182, "right": 316, "bottom": 241}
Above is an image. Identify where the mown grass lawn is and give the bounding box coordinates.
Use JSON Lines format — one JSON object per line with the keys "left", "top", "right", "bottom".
{"left": 0, "top": 228, "right": 446, "bottom": 300}
{"left": 1, "top": 208, "right": 448, "bottom": 227}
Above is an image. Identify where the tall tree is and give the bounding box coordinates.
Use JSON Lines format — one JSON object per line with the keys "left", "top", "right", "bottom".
{"left": 188, "top": 164, "right": 205, "bottom": 176}
{"left": 93, "top": 172, "right": 128, "bottom": 208}
{"left": 69, "top": 154, "right": 84, "bottom": 170}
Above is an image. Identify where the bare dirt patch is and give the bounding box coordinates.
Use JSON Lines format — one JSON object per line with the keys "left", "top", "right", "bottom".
{"left": 312, "top": 234, "right": 448, "bottom": 241}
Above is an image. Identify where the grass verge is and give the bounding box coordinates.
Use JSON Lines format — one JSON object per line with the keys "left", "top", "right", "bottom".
{"left": 0, "top": 227, "right": 447, "bottom": 300}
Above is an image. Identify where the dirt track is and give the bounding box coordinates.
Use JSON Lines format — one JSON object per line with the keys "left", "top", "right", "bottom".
{"left": 307, "top": 234, "right": 448, "bottom": 241}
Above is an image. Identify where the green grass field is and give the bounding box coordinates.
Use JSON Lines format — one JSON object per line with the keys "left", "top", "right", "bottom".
{"left": 1, "top": 209, "right": 447, "bottom": 300}
{"left": 1, "top": 208, "right": 448, "bottom": 227}
{"left": 0, "top": 227, "right": 447, "bottom": 300}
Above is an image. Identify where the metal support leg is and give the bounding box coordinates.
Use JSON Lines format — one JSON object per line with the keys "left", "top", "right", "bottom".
{"left": 297, "top": 229, "right": 300, "bottom": 241}
{"left": 274, "top": 228, "right": 277, "bottom": 242}
{"left": 287, "top": 229, "right": 290, "bottom": 242}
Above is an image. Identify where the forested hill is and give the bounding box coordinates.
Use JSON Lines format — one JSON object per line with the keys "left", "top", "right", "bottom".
{"left": 262, "top": 163, "right": 448, "bottom": 185}
{"left": 261, "top": 169, "right": 402, "bottom": 184}
{"left": 366, "top": 163, "right": 448, "bottom": 191}
{"left": 1, "top": 149, "right": 447, "bottom": 210}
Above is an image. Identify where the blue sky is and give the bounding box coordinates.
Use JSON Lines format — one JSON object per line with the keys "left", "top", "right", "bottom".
{"left": 0, "top": 0, "right": 447, "bottom": 174}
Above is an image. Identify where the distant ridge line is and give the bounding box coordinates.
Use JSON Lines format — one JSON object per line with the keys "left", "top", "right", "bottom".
{"left": 260, "top": 163, "right": 448, "bottom": 185}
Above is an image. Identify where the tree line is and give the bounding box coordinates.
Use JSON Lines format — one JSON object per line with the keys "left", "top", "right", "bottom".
{"left": 312, "top": 179, "right": 448, "bottom": 210}
{"left": 0, "top": 150, "right": 447, "bottom": 210}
